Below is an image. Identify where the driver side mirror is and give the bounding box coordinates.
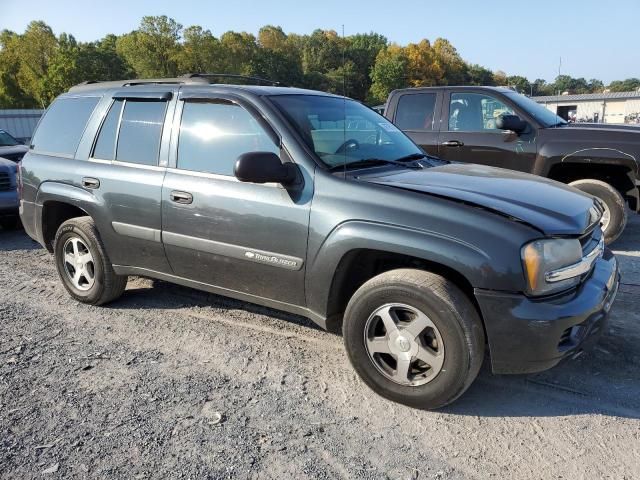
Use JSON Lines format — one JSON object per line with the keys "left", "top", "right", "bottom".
{"left": 496, "top": 114, "right": 527, "bottom": 134}
{"left": 234, "top": 151, "right": 298, "bottom": 185}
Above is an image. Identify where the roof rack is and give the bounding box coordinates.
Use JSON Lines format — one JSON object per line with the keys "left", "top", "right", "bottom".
{"left": 69, "top": 73, "right": 287, "bottom": 93}
{"left": 180, "top": 73, "right": 288, "bottom": 87}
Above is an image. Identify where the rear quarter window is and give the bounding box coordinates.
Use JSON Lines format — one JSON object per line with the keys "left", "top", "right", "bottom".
{"left": 31, "top": 96, "right": 100, "bottom": 156}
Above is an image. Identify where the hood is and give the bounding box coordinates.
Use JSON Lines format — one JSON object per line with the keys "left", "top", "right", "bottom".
{"left": 0, "top": 144, "right": 28, "bottom": 162}
{"left": 359, "top": 163, "right": 599, "bottom": 235}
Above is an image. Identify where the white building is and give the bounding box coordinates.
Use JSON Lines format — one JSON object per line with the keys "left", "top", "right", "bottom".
{"left": 533, "top": 91, "right": 640, "bottom": 124}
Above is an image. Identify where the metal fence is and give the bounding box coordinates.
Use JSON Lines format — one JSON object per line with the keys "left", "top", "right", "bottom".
{"left": 0, "top": 109, "right": 44, "bottom": 143}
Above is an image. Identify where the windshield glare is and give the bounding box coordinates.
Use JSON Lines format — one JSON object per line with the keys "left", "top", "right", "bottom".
{"left": 270, "top": 95, "right": 423, "bottom": 169}
{"left": 0, "top": 130, "right": 20, "bottom": 147}
{"left": 504, "top": 92, "right": 566, "bottom": 127}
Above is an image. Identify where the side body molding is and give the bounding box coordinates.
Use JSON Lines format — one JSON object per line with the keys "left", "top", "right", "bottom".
{"left": 305, "top": 220, "right": 494, "bottom": 320}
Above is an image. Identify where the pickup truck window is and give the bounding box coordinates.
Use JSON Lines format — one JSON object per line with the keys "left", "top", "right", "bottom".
{"left": 270, "top": 95, "right": 423, "bottom": 170}
{"left": 177, "top": 100, "right": 278, "bottom": 176}
{"left": 448, "top": 93, "right": 513, "bottom": 132}
{"left": 116, "top": 100, "right": 166, "bottom": 166}
{"left": 395, "top": 93, "right": 437, "bottom": 130}
{"left": 503, "top": 91, "right": 566, "bottom": 127}
{"left": 31, "top": 96, "right": 100, "bottom": 155}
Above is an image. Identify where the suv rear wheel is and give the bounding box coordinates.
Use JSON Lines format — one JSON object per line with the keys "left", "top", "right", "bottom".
{"left": 342, "top": 268, "right": 485, "bottom": 409}
{"left": 569, "top": 179, "right": 627, "bottom": 245}
{"left": 54, "top": 216, "right": 127, "bottom": 305}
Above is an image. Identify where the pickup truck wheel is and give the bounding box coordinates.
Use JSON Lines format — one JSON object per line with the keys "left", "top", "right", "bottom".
{"left": 569, "top": 179, "right": 627, "bottom": 244}
{"left": 342, "top": 268, "right": 485, "bottom": 409}
{"left": 54, "top": 216, "right": 127, "bottom": 305}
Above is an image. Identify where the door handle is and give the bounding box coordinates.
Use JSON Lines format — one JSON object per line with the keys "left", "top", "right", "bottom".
{"left": 82, "top": 177, "right": 100, "bottom": 189}
{"left": 170, "top": 190, "right": 193, "bottom": 204}
{"left": 441, "top": 140, "right": 464, "bottom": 147}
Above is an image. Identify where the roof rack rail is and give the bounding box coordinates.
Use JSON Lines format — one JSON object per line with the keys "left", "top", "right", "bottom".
{"left": 180, "top": 73, "right": 288, "bottom": 87}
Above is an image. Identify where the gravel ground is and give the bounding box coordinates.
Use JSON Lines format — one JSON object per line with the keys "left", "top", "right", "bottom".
{"left": 1, "top": 217, "right": 639, "bottom": 479}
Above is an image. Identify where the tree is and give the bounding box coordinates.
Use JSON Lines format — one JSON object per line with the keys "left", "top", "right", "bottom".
{"left": 116, "top": 16, "right": 182, "bottom": 78}
{"left": 493, "top": 70, "right": 507, "bottom": 86}
{"left": 369, "top": 44, "right": 407, "bottom": 104}
{"left": 432, "top": 38, "right": 467, "bottom": 85}
{"left": 176, "top": 26, "right": 223, "bottom": 74}
{"left": 405, "top": 40, "right": 441, "bottom": 87}
{"left": 608, "top": 78, "right": 640, "bottom": 92}
{"left": 219, "top": 31, "right": 257, "bottom": 75}
{"left": 465, "top": 64, "right": 495, "bottom": 86}
{"left": 506, "top": 75, "right": 531, "bottom": 94}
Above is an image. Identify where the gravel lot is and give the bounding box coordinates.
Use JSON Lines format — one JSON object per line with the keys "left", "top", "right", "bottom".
{"left": 1, "top": 217, "right": 639, "bottom": 479}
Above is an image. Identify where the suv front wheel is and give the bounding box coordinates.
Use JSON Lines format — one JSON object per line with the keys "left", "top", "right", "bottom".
{"left": 342, "top": 268, "right": 485, "bottom": 409}
{"left": 54, "top": 216, "right": 127, "bottom": 305}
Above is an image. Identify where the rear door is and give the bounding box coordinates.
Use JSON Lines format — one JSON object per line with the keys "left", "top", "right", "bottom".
{"left": 79, "top": 90, "right": 175, "bottom": 272}
{"left": 160, "top": 92, "right": 311, "bottom": 306}
{"left": 388, "top": 91, "right": 442, "bottom": 157}
{"left": 437, "top": 90, "right": 536, "bottom": 170}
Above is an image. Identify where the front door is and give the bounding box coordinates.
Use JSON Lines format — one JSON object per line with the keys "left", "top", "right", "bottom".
{"left": 161, "top": 95, "right": 311, "bottom": 306}
{"left": 438, "top": 90, "right": 537, "bottom": 171}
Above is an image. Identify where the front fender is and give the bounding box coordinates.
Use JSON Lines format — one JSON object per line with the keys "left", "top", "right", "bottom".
{"left": 537, "top": 143, "right": 638, "bottom": 177}
{"left": 305, "top": 220, "right": 521, "bottom": 320}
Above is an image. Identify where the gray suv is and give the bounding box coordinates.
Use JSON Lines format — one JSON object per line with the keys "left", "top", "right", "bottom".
{"left": 20, "top": 75, "right": 620, "bottom": 409}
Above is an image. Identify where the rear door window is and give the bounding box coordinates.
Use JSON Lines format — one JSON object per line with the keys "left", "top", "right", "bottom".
{"left": 394, "top": 93, "right": 437, "bottom": 130}
{"left": 31, "top": 96, "right": 100, "bottom": 155}
{"left": 116, "top": 101, "right": 167, "bottom": 166}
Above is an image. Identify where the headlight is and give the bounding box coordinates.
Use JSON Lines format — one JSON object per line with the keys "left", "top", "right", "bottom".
{"left": 521, "top": 238, "right": 582, "bottom": 296}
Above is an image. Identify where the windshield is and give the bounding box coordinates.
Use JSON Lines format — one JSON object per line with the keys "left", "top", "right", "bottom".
{"left": 0, "top": 130, "right": 20, "bottom": 147}
{"left": 269, "top": 95, "right": 424, "bottom": 170}
{"left": 504, "top": 92, "right": 566, "bottom": 127}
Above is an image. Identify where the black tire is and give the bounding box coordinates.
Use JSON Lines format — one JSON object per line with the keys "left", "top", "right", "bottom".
{"left": 342, "top": 268, "right": 485, "bottom": 409}
{"left": 0, "top": 215, "right": 19, "bottom": 230}
{"left": 569, "top": 179, "right": 627, "bottom": 245}
{"left": 53, "top": 216, "right": 127, "bottom": 305}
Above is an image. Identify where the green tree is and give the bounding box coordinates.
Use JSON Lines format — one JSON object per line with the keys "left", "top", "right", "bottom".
{"left": 176, "top": 26, "right": 223, "bottom": 74}
{"left": 369, "top": 44, "right": 408, "bottom": 104}
{"left": 465, "top": 64, "right": 495, "bottom": 86}
{"left": 116, "top": 16, "right": 182, "bottom": 77}
{"left": 506, "top": 75, "right": 531, "bottom": 94}
{"left": 219, "top": 31, "right": 257, "bottom": 75}
{"left": 608, "top": 78, "right": 640, "bottom": 92}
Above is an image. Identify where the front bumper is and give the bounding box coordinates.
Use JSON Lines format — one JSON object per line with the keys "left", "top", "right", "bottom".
{"left": 475, "top": 249, "right": 619, "bottom": 374}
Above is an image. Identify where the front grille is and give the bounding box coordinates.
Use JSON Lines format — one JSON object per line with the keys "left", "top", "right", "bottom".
{"left": 0, "top": 172, "right": 12, "bottom": 191}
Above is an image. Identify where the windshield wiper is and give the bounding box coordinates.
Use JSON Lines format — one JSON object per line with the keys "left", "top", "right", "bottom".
{"left": 394, "top": 153, "right": 428, "bottom": 162}
{"left": 329, "top": 158, "right": 424, "bottom": 172}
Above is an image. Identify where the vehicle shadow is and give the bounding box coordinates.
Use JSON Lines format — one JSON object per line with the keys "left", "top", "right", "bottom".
{"left": 0, "top": 227, "right": 41, "bottom": 251}
{"left": 111, "top": 278, "right": 324, "bottom": 332}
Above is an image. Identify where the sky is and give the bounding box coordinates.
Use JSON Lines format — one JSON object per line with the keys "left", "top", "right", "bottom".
{"left": 3, "top": 0, "right": 639, "bottom": 84}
